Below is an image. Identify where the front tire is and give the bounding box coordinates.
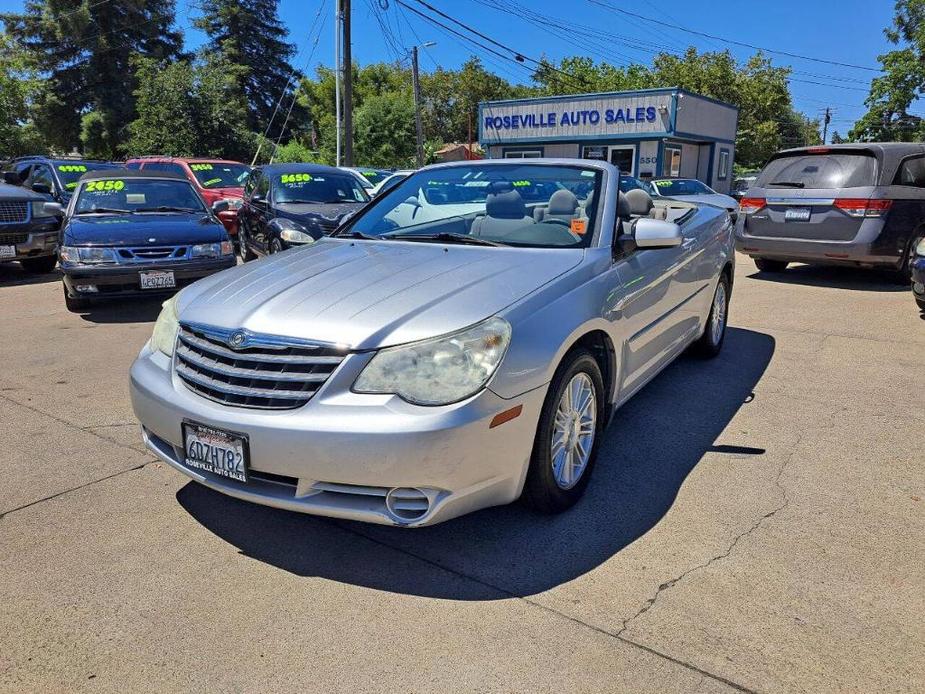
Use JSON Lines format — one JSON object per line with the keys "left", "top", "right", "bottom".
{"left": 21, "top": 255, "right": 57, "bottom": 273}
{"left": 754, "top": 257, "right": 788, "bottom": 272}
{"left": 522, "top": 349, "right": 604, "bottom": 514}
{"left": 916, "top": 297, "right": 925, "bottom": 311}
{"left": 269, "top": 238, "right": 283, "bottom": 254}
{"left": 240, "top": 239, "right": 257, "bottom": 262}
{"left": 692, "top": 273, "right": 730, "bottom": 358}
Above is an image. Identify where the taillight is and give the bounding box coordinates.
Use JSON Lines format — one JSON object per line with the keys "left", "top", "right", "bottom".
{"left": 806, "top": 147, "right": 830, "bottom": 154}
{"left": 739, "top": 197, "right": 766, "bottom": 214}
{"left": 833, "top": 198, "right": 892, "bottom": 218}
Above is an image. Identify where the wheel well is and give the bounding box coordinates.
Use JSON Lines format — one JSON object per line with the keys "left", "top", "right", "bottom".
{"left": 722, "top": 260, "right": 734, "bottom": 294}
{"left": 566, "top": 330, "right": 616, "bottom": 411}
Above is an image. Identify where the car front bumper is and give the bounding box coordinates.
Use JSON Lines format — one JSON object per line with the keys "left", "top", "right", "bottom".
{"left": 129, "top": 345, "right": 546, "bottom": 527}
{"left": 0, "top": 222, "right": 59, "bottom": 261}
{"left": 61, "top": 256, "right": 236, "bottom": 299}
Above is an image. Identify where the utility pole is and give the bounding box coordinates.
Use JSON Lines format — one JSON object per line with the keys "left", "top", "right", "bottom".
{"left": 822, "top": 107, "right": 831, "bottom": 145}
{"left": 342, "top": 0, "right": 353, "bottom": 166}
{"left": 412, "top": 45, "right": 424, "bottom": 168}
{"left": 334, "top": 0, "right": 341, "bottom": 166}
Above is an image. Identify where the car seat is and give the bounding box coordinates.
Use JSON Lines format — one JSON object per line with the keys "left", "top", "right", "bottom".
{"left": 470, "top": 188, "right": 534, "bottom": 237}
{"left": 624, "top": 188, "right": 667, "bottom": 220}
{"left": 535, "top": 189, "right": 580, "bottom": 223}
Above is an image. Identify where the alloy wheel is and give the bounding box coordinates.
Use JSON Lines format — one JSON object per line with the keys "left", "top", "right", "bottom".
{"left": 551, "top": 372, "right": 597, "bottom": 489}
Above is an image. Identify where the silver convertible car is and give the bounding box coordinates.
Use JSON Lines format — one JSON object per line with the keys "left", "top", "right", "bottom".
{"left": 130, "top": 160, "right": 735, "bottom": 526}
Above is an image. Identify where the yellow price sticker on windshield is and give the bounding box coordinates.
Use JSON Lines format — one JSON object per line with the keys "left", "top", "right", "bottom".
{"left": 58, "top": 164, "right": 87, "bottom": 172}
{"left": 85, "top": 180, "right": 125, "bottom": 192}
{"left": 655, "top": 180, "right": 672, "bottom": 187}
{"left": 512, "top": 180, "right": 532, "bottom": 187}
{"left": 281, "top": 173, "right": 312, "bottom": 183}
{"left": 190, "top": 163, "right": 213, "bottom": 171}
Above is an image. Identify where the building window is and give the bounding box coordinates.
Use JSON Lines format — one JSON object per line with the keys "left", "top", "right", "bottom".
{"left": 718, "top": 149, "right": 730, "bottom": 180}
{"left": 663, "top": 145, "right": 682, "bottom": 177}
{"left": 582, "top": 146, "right": 607, "bottom": 160}
{"left": 503, "top": 149, "right": 543, "bottom": 159}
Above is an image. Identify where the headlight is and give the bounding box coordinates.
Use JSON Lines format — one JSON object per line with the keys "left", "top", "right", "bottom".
{"left": 149, "top": 294, "right": 180, "bottom": 356}
{"left": 279, "top": 228, "right": 315, "bottom": 245}
{"left": 191, "top": 242, "right": 233, "bottom": 257}
{"left": 353, "top": 317, "right": 511, "bottom": 405}
{"left": 31, "top": 201, "right": 56, "bottom": 218}
{"left": 916, "top": 238, "right": 925, "bottom": 257}
{"left": 58, "top": 246, "right": 117, "bottom": 264}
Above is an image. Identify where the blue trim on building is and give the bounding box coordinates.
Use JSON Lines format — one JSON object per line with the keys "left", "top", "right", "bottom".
{"left": 673, "top": 130, "right": 736, "bottom": 145}
{"left": 483, "top": 132, "right": 672, "bottom": 146}
{"left": 706, "top": 143, "right": 715, "bottom": 185}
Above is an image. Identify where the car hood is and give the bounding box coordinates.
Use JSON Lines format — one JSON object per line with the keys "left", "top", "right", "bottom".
{"left": 177, "top": 238, "right": 584, "bottom": 349}
{"left": 0, "top": 183, "right": 45, "bottom": 201}
{"left": 64, "top": 213, "right": 226, "bottom": 246}
{"left": 201, "top": 187, "right": 244, "bottom": 199}
{"left": 681, "top": 193, "right": 738, "bottom": 210}
{"left": 275, "top": 201, "right": 365, "bottom": 225}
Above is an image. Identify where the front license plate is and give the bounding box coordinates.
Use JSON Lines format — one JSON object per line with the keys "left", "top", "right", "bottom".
{"left": 784, "top": 207, "right": 811, "bottom": 222}
{"left": 0, "top": 245, "right": 16, "bottom": 259}
{"left": 139, "top": 270, "right": 176, "bottom": 289}
{"left": 182, "top": 422, "right": 249, "bottom": 482}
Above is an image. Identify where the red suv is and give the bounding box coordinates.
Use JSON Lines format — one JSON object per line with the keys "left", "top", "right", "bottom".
{"left": 125, "top": 157, "right": 251, "bottom": 240}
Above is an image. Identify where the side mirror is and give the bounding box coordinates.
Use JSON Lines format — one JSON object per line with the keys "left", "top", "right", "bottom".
{"left": 42, "top": 202, "right": 64, "bottom": 217}
{"left": 32, "top": 182, "right": 52, "bottom": 195}
{"left": 3, "top": 171, "right": 20, "bottom": 185}
{"left": 633, "top": 218, "right": 683, "bottom": 249}
{"left": 211, "top": 200, "right": 231, "bottom": 215}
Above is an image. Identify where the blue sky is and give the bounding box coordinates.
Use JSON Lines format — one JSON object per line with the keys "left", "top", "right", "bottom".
{"left": 0, "top": 0, "right": 898, "bottom": 134}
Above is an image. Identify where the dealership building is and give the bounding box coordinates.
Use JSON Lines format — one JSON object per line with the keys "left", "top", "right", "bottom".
{"left": 479, "top": 88, "right": 739, "bottom": 193}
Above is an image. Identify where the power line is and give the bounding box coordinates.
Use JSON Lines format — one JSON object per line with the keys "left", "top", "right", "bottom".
{"left": 588, "top": 0, "right": 882, "bottom": 73}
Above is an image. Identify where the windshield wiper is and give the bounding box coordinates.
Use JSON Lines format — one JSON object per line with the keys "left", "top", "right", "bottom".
{"left": 76, "top": 207, "right": 131, "bottom": 215}
{"left": 135, "top": 206, "right": 201, "bottom": 213}
{"left": 341, "top": 230, "right": 381, "bottom": 240}
{"left": 769, "top": 180, "right": 805, "bottom": 188}
{"left": 385, "top": 232, "right": 505, "bottom": 247}
{"left": 281, "top": 199, "right": 322, "bottom": 204}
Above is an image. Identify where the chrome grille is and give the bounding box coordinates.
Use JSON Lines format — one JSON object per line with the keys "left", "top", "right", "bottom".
{"left": 118, "top": 246, "right": 187, "bottom": 260}
{"left": 0, "top": 201, "right": 28, "bottom": 224}
{"left": 175, "top": 324, "right": 346, "bottom": 410}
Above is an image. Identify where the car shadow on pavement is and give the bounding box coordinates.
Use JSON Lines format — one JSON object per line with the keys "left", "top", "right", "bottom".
{"left": 76, "top": 298, "right": 165, "bottom": 324}
{"left": 178, "top": 326, "right": 775, "bottom": 600}
{"left": 0, "top": 264, "right": 60, "bottom": 286}
{"left": 748, "top": 263, "right": 908, "bottom": 292}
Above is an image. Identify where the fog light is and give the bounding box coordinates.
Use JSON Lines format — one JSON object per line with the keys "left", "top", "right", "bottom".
{"left": 75, "top": 284, "right": 98, "bottom": 293}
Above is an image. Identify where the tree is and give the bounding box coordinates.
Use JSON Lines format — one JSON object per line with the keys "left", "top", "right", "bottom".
{"left": 354, "top": 93, "right": 417, "bottom": 167}
{"left": 0, "top": 33, "right": 44, "bottom": 156}
{"left": 1, "top": 0, "right": 184, "bottom": 156}
{"left": 126, "top": 55, "right": 254, "bottom": 160}
{"left": 194, "top": 0, "right": 300, "bottom": 135}
{"left": 851, "top": 0, "right": 925, "bottom": 141}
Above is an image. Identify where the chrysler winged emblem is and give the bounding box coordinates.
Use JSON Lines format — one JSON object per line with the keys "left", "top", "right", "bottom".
{"left": 229, "top": 331, "right": 247, "bottom": 349}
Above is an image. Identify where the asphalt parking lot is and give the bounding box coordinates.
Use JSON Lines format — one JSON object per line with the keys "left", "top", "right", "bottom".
{"left": 1, "top": 256, "right": 922, "bottom": 693}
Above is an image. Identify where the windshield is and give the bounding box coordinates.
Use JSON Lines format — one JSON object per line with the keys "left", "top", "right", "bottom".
{"left": 619, "top": 175, "right": 653, "bottom": 194}
{"left": 755, "top": 153, "right": 877, "bottom": 189}
{"left": 274, "top": 172, "right": 369, "bottom": 204}
{"left": 74, "top": 178, "right": 206, "bottom": 214}
{"left": 55, "top": 162, "right": 120, "bottom": 191}
{"left": 356, "top": 169, "right": 390, "bottom": 186}
{"left": 189, "top": 162, "right": 250, "bottom": 189}
{"left": 341, "top": 163, "right": 602, "bottom": 248}
{"left": 652, "top": 179, "right": 713, "bottom": 196}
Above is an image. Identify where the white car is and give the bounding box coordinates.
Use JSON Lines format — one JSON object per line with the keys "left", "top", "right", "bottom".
{"left": 370, "top": 170, "right": 416, "bottom": 197}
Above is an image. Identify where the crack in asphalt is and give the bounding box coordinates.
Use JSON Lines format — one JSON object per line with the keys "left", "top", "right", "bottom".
{"left": 335, "top": 521, "right": 758, "bottom": 693}
{"left": 614, "top": 433, "right": 799, "bottom": 639}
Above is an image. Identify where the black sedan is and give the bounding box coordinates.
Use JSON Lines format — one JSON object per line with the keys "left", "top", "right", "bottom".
{"left": 237, "top": 163, "right": 370, "bottom": 260}
{"left": 58, "top": 169, "right": 236, "bottom": 311}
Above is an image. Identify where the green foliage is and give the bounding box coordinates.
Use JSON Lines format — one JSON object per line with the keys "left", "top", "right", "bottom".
{"left": 194, "top": 0, "right": 300, "bottom": 135}
{"left": 125, "top": 55, "right": 254, "bottom": 160}
{"left": 0, "top": 33, "right": 44, "bottom": 155}
{"left": 2, "top": 0, "right": 183, "bottom": 156}
{"left": 269, "top": 138, "right": 322, "bottom": 164}
{"left": 354, "top": 93, "right": 417, "bottom": 167}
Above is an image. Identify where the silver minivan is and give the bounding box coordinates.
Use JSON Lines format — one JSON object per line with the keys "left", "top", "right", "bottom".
{"left": 735, "top": 143, "right": 925, "bottom": 277}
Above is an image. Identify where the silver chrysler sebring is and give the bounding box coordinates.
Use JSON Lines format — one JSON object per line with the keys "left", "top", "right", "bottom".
{"left": 130, "top": 159, "right": 734, "bottom": 526}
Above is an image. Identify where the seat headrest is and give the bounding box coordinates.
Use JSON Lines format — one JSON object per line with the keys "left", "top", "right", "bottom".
{"left": 547, "top": 189, "right": 579, "bottom": 215}
{"left": 624, "top": 189, "right": 654, "bottom": 216}
{"left": 616, "top": 192, "right": 631, "bottom": 220}
{"left": 486, "top": 189, "right": 527, "bottom": 219}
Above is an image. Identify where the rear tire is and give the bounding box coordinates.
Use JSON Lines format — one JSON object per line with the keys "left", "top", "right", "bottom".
{"left": 63, "top": 285, "right": 88, "bottom": 312}
{"left": 21, "top": 255, "right": 57, "bottom": 273}
{"left": 754, "top": 257, "right": 788, "bottom": 272}
{"left": 692, "top": 273, "right": 729, "bottom": 358}
{"left": 522, "top": 349, "right": 605, "bottom": 514}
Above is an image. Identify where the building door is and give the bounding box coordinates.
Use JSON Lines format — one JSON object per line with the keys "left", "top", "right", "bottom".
{"left": 608, "top": 145, "right": 635, "bottom": 175}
